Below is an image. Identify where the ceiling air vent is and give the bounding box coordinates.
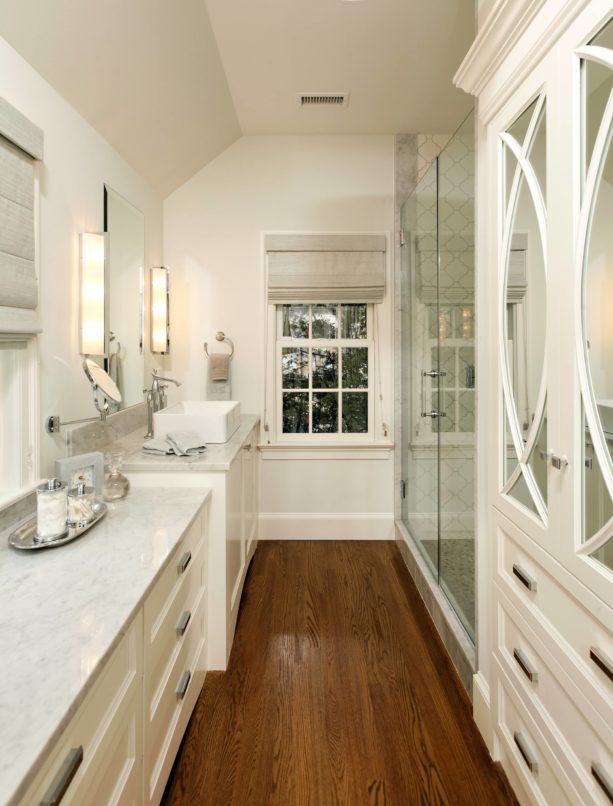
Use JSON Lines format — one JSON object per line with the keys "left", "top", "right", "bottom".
{"left": 298, "top": 93, "right": 349, "bottom": 108}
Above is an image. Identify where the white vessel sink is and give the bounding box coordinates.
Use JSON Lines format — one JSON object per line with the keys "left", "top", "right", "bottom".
{"left": 154, "top": 400, "right": 241, "bottom": 444}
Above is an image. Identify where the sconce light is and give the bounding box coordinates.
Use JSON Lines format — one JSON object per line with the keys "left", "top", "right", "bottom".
{"left": 150, "top": 266, "right": 170, "bottom": 354}
{"left": 79, "top": 232, "right": 106, "bottom": 356}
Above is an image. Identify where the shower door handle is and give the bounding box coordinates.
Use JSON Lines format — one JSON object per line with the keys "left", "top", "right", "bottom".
{"left": 422, "top": 411, "right": 446, "bottom": 419}
{"left": 422, "top": 370, "right": 447, "bottom": 378}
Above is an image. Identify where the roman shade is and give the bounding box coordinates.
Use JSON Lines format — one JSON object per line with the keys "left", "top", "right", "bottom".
{"left": 0, "top": 96, "right": 43, "bottom": 333}
{"left": 266, "top": 233, "right": 386, "bottom": 303}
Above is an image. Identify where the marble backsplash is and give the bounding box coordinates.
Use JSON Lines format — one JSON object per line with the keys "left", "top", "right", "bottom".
{"left": 0, "top": 404, "right": 148, "bottom": 528}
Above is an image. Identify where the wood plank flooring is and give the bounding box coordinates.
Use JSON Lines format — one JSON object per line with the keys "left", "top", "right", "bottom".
{"left": 163, "top": 541, "right": 517, "bottom": 806}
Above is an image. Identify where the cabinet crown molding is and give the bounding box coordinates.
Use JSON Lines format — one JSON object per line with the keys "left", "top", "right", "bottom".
{"left": 455, "top": 0, "right": 591, "bottom": 123}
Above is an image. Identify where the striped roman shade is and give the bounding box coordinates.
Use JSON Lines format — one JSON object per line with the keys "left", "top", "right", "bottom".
{"left": 0, "top": 96, "right": 43, "bottom": 332}
{"left": 266, "top": 233, "right": 386, "bottom": 303}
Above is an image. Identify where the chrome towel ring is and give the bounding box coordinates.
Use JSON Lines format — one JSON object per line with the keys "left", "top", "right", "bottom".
{"left": 204, "top": 331, "right": 234, "bottom": 359}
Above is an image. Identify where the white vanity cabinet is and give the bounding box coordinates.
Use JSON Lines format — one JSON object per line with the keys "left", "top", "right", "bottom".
{"left": 128, "top": 419, "right": 259, "bottom": 670}
{"left": 15, "top": 500, "right": 209, "bottom": 806}
{"left": 456, "top": 1, "right": 613, "bottom": 804}
{"left": 18, "top": 614, "right": 143, "bottom": 806}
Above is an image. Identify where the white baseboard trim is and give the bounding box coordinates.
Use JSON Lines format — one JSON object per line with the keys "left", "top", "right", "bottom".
{"left": 258, "top": 512, "right": 395, "bottom": 540}
{"left": 473, "top": 671, "right": 494, "bottom": 754}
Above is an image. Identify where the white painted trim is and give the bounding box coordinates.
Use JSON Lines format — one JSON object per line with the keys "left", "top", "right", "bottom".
{"left": 454, "top": 0, "right": 548, "bottom": 97}
{"left": 258, "top": 512, "right": 394, "bottom": 540}
{"left": 473, "top": 672, "right": 494, "bottom": 754}
{"left": 455, "top": 0, "right": 593, "bottom": 124}
{"left": 258, "top": 441, "right": 393, "bottom": 460}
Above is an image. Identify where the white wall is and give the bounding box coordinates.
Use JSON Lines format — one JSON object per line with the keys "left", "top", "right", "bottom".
{"left": 164, "top": 135, "right": 395, "bottom": 535}
{"left": 0, "top": 35, "right": 163, "bottom": 478}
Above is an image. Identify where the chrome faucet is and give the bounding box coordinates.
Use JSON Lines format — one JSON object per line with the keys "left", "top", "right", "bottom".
{"left": 144, "top": 369, "right": 182, "bottom": 439}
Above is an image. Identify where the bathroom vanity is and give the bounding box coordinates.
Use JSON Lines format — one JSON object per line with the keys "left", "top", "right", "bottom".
{"left": 112, "top": 415, "right": 260, "bottom": 670}
{"left": 0, "top": 486, "right": 210, "bottom": 806}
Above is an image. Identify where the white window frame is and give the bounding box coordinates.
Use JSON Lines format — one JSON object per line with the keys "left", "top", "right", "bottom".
{"left": 273, "top": 304, "right": 376, "bottom": 444}
{"left": 0, "top": 333, "right": 39, "bottom": 506}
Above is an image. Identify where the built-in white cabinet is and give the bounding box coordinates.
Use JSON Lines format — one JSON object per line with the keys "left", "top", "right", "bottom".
{"left": 456, "top": 1, "right": 613, "bottom": 803}
{"left": 18, "top": 504, "right": 208, "bottom": 806}
{"left": 130, "top": 420, "right": 259, "bottom": 670}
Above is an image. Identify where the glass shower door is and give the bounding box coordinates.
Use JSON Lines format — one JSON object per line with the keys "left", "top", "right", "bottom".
{"left": 400, "top": 111, "right": 476, "bottom": 642}
{"left": 401, "top": 159, "right": 441, "bottom": 578}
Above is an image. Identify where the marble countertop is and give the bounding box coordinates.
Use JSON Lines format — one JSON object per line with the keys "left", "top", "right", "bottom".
{"left": 108, "top": 415, "right": 260, "bottom": 473}
{"left": 0, "top": 485, "right": 211, "bottom": 805}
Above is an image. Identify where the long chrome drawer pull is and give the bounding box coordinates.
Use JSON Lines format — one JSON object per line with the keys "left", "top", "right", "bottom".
{"left": 592, "top": 763, "right": 613, "bottom": 803}
{"left": 513, "top": 731, "right": 538, "bottom": 773}
{"left": 176, "top": 609, "right": 192, "bottom": 637}
{"left": 512, "top": 563, "right": 537, "bottom": 592}
{"left": 177, "top": 551, "right": 192, "bottom": 574}
{"left": 513, "top": 648, "right": 538, "bottom": 682}
{"left": 175, "top": 670, "right": 191, "bottom": 700}
{"left": 590, "top": 647, "right": 613, "bottom": 683}
{"left": 41, "top": 746, "right": 83, "bottom": 805}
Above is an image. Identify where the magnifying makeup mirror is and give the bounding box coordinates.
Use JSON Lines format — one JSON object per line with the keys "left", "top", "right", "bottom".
{"left": 45, "top": 360, "right": 123, "bottom": 434}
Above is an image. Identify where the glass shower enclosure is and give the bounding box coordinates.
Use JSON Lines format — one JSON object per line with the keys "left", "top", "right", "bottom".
{"left": 400, "top": 112, "right": 476, "bottom": 641}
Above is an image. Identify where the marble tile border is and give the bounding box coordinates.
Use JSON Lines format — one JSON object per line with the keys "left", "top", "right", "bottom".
{"left": 0, "top": 490, "right": 36, "bottom": 534}
{"left": 395, "top": 519, "right": 476, "bottom": 697}
{"left": 67, "top": 403, "right": 147, "bottom": 457}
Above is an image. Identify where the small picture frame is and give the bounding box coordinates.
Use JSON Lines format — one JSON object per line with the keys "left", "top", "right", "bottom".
{"left": 55, "top": 451, "right": 105, "bottom": 495}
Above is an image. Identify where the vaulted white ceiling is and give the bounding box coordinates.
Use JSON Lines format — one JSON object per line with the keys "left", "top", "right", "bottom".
{"left": 0, "top": 0, "right": 474, "bottom": 197}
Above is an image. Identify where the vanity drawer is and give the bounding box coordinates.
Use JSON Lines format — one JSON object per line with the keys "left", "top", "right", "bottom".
{"left": 144, "top": 587, "right": 206, "bottom": 804}
{"left": 19, "top": 613, "right": 142, "bottom": 806}
{"left": 144, "top": 510, "right": 205, "bottom": 644}
{"left": 145, "top": 542, "right": 206, "bottom": 714}
{"left": 495, "top": 668, "right": 578, "bottom": 805}
{"left": 497, "top": 599, "right": 613, "bottom": 801}
{"left": 497, "top": 527, "right": 613, "bottom": 701}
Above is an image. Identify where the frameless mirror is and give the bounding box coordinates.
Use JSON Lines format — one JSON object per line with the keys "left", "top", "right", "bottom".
{"left": 104, "top": 186, "right": 145, "bottom": 409}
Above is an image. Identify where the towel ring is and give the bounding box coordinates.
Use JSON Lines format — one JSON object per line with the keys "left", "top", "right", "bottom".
{"left": 204, "top": 331, "right": 234, "bottom": 359}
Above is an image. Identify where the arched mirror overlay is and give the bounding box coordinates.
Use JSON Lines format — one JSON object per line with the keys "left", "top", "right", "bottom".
{"left": 500, "top": 95, "right": 548, "bottom": 521}
{"left": 577, "top": 23, "right": 613, "bottom": 570}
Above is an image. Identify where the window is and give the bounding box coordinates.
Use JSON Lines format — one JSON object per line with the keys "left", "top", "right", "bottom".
{"left": 276, "top": 303, "right": 374, "bottom": 440}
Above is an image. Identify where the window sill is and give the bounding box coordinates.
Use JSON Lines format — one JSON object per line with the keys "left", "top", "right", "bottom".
{"left": 258, "top": 441, "right": 394, "bottom": 460}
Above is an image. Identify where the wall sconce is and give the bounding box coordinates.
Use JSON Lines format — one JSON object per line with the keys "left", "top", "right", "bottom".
{"left": 79, "top": 232, "right": 106, "bottom": 356}
{"left": 150, "top": 266, "right": 170, "bottom": 354}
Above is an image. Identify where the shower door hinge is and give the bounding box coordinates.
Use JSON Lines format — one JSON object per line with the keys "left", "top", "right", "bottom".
{"left": 400, "top": 479, "right": 407, "bottom": 499}
{"left": 399, "top": 228, "right": 405, "bottom": 247}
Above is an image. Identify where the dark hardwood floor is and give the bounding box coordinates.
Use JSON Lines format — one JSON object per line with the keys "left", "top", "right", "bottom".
{"left": 163, "top": 541, "right": 517, "bottom": 805}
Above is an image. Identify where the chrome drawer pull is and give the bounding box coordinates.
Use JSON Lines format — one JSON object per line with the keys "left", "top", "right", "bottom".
{"left": 41, "top": 746, "right": 83, "bottom": 805}
{"left": 514, "top": 731, "right": 538, "bottom": 773}
{"left": 591, "top": 762, "right": 613, "bottom": 803}
{"left": 175, "top": 670, "right": 191, "bottom": 700}
{"left": 176, "top": 609, "right": 192, "bottom": 637}
{"left": 512, "top": 563, "right": 537, "bottom": 592}
{"left": 590, "top": 647, "right": 613, "bottom": 683}
{"left": 513, "top": 648, "right": 539, "bottom": 682}
{"left": 177, "top": 551, "right": 192, "bottom": 574}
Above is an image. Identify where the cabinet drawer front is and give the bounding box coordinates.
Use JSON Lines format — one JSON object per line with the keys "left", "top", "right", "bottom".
{"left": 145, "top": 589, "right": 206, "bottom": 803}
{"left": 498, "top": 527, "right": 613, "bottom": 700}
{"left": 145, "top": 546, "right": 206, "bottom": 712}
{"left": 144, "top": 511, "right": 205, "bottom": 645}
{"left": 496, "top": 671, "right": 577, "bottom": 805}
{"left": 498, "top": 600, "right": 613, "bottom": 799}
{"left": 20, "top": 613, "right": 142, "bottom": 806}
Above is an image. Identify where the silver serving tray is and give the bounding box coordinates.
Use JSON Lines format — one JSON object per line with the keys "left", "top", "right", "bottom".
{"left": 9, "top": 501, "right": 108, "bottom": 551}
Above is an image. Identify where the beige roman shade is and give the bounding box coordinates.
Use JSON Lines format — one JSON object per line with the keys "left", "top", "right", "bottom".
{"left": 0, "top": 96, "right": 43, "bottom": 332}
{"left": 266, "top": 233, "right": 387, "bottom": 303}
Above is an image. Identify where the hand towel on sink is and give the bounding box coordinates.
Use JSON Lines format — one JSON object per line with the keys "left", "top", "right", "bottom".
{"left": 166, "top": 431, "right": 207, "bottom": 456}
{"left": 142, "top": 437, "right": 173, "bottom": 454}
